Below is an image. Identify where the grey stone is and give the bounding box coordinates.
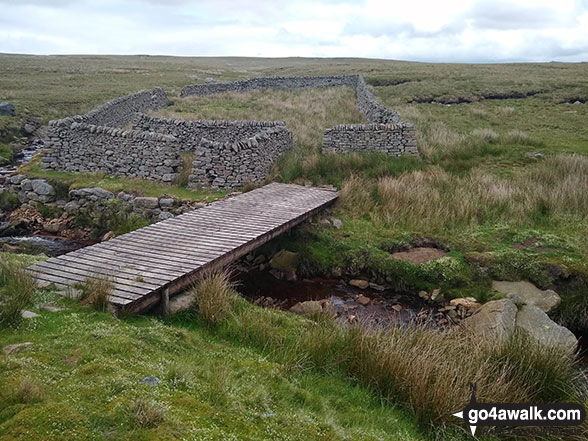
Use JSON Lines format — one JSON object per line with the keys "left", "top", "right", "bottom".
{"left": 331, "top": 218, "right": 343, "bottom": 229}
{"left": 3, "top": 342, "right": 33, "bottom": 355}
{"left": 36, "top": 303, "right": 64, "bottom": 312}
{"left": 168, "top": 291, "right": 194, "bottom": 315}
{"left": 139, "top": 376, "right": 160, "bottom": 386}
{"left": 158, "top": 198, "right": 175, "bottom": 209}
{"left": 9, "top": 174, "right": 26, "bottom": 185}
{"left": 0, "top": 102, "right": 15, "bottom": 116}
{"left": 23, "top": 122, "right": 38, "bottom": 135}
{"left": 63, "top": 200, "right": 81, "bottom": 214}
{"left": 80, "top": 185, "right": 112, "bottom": 202}
{"left": 463, "top": 299, "right": 517, "bottom": 340}
{"left": 133, "top": 197, "right": 159, "bottom": 210}
{"left": 158, "top": 211, "right": 174, "bottom": 221}
{"left": 515, "top": 304, "right": 578, "bottom": 353}
{"left": 20, "top": 179, "right": 33, "bottom": 191}
{"left": 31, "top": 179, "right": 55, "bottom": 196}
{"left": 492, "top": 280, "right": 561, "bottom": 313}
{"left": 21, "top": 310, "right": 41, "bottom": 319}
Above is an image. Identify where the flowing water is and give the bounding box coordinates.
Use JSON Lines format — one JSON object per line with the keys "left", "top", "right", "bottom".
{"left": 0, "top": 235, "right": 88, "bottom": 257}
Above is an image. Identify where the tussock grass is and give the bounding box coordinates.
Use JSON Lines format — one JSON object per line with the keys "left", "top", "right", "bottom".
{"left": 469, "top": 106, "right": 487, "bottom": 117}
{"left": 191, "top": 269, "right": 237, "bottom": 326}
{"left": 17, "top": 377, "right": 45, "bottom": 403}
{"left": 498, "top": 106, "right": 515, "bottom": 116}
{"left": 504, "top": 128, "right": 530, "bottom": 144}
{"left": 217, "top": 297, "right": 584, "bottom": 429}
{"left": 346, "top": 326, "right": 582, "bottom": 424}
{"left": 79, "top": 277, "right": 113, "bottom": 312}
{"left": 350, "top": 155, "right": 588, "bottom": 232}
{"left": 0, "top": 259, "right": 36, "bottom": 328}
{"left": 132, "top": 398, "right": 166, "bottom": 428}
{"left": 471, "top": 127, "right": 499, "bottom": 143}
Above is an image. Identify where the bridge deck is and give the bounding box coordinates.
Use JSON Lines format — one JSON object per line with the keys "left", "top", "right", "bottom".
{"left": 28, "top": 183, "right": 338, "bottom": 312}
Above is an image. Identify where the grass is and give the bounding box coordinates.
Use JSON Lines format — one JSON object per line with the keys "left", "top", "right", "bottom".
{"left": 192, "top": 270, "right": 587, "bottom": 438}
{"left": 191, "top": 270, "right": 237, "bottom": 326}
{"left": 0, "top": 257, "right": 427, "bottom": 441}
{"left": 0, "top": 258, "right": 36, "bottom": 328}
{"left": 78, "top": 277, "right": 113, "bottom": 312}
{"left": 2, "top": 55, "right": 588, "bottom": 438}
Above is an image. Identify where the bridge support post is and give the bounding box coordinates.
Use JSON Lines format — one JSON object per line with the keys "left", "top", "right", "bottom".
{"left": 160, "top": 288, "right": 170, "bottom": 317}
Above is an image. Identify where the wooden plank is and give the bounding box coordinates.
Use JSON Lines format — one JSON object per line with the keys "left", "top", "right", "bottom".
{"left": 33, "top": 259, "right": 169, "bottom": 287}
{"left": 59, "top": 246, "right": 197, "bottom": 273}
{"left": 55, "top": 253, "right": 181, "bottom": 280}
{"left": 28, "top": 271, "right": 136, "bottom": 305}
{"left": 28, "top": 266, "right": 150, "bottom": 297}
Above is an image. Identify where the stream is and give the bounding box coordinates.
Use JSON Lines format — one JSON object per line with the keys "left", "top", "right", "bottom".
{"left": 0, "top": 234, "right": 88, "bottom": 257}
{"left": 235, "top": 269, "right": 444, "bottom": 329}
{"left": 0, "top": 138, "right": 43, "bottom": 184}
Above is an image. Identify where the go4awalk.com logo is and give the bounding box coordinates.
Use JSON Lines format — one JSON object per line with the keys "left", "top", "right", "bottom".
{"left": 452, "top": 384, "right": 586, "bottom": 437}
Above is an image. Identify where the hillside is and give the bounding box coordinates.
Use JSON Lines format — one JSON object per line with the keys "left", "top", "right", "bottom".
{"left": 1, "top": 55, "right": 588, "bottom": 440}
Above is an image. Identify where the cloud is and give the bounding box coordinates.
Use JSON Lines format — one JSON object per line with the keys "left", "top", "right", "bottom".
{"left": 0, "top": 0, "right": 587, "bottom": 62}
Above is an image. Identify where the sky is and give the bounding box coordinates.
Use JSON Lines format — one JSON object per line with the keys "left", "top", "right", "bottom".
{"left": 1, "top": 0, "right": 588, "bottom": 62}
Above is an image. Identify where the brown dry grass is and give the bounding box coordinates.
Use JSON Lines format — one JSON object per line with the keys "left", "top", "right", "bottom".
{"left": 340, "top": 155, "right": 588, "bottom": 232}
{"left": 347, "top": 326, "right": 583, "bottom": 424}
{"left": 191, "top": 269, "right": 237, "bottom": 326}
{"left": 80, "top": 277, "right": 113, "bottom": 312}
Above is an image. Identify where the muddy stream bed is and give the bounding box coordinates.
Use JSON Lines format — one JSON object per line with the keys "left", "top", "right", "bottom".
{"left": 234, "top": 268, "right": 449, "bottom": 329}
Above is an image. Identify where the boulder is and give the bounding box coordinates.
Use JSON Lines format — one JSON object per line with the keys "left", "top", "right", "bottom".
{"left": 138, "top": 376, "right": 160, "bottom": 386}
{"left": 450, "top": 296, "right": 480, "bottom": 312}
{"left": 69, "top": 187, "right": 114, "bottom": 201}
{"left": 3, "top": 342, "right": 33, "bottom": 355}
{"left": 22, "top": 119, "right": 40, "bottom": 135}
{"left": 20, "top": 179, "right": 33, "bottom": 191}
{"left": 270, "top": 250, "right": 298, "bottom": 272}
{"left": 21, "top": 310, "right": 40, "bottom": 319}
{"left": 330, "top": 218, "right": 343, "bottom": 229}
{"left": 133, "top": 197, "right": 159, "bottom": 210}
{"left": 462, "top": 299, "right": 517, "bottom": 340}
{"left": 290, "top": 300, "right": 323, "bottom": 317}
{"left": 492, "top": 280, "right": 561, "bottom": 312}
{"left": 0, "top": 102, "right": 15, "bottom": 116}
{"left": 158, "top": 211, "right": 174, "bottom": 221}
{"left": 63, "top": 201, "right": 81, "bottom": 214}
{"left": 158, "top": 198, "right": 175, "bottom": 209}
{"left": 349, "top": 279, "right": 369, "bottom": 289}
{"left": 515, "top": 304, "right": 578, "bottom": 353}
{"left": 101, "top": 231, "right": 115, "bottom": 242}
{"left": 31, "top": 179, "right": 55, "bottom": 196}
{"left": 9, "top": 174, "right": 26, "bottom": 185}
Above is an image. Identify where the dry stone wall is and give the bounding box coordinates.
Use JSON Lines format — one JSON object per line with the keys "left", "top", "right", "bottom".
{"left": 134, "top": 114, "right": 285, "bottom": 150}
{"left": 188, "top": 126, "right": 293, "bottom": 189}
{"left": 180, "top": 75, "right": 359, "bottom": 97}
{"left": 40, "top": 74, "right": 417, "bottom": 189}
{"left": 323, "top": 124, "right": 417, "bottom": 155}
{"left": 180, "top": 74, "right": 417, "bottom": 156}
{"left": 355, "top": 76, "right": 402, "bottom": 124}
{"left": 42, "top": 120, "right": 181, "bottom": 182}
{"left": 78, "top": 87, "right": 168, "bottom": 127}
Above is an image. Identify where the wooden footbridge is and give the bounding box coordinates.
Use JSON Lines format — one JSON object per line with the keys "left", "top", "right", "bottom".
{"left": 28, "top": 183, "right": 338, "bottom": 313}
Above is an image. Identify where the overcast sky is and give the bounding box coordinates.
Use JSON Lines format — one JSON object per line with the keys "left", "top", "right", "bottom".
{"left": 1, "top": 0, "right": 588, "bottom": 62}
